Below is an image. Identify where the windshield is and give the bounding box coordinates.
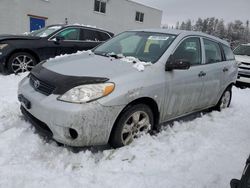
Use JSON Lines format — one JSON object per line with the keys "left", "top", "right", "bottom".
{"left": 28, "top": 26, "right": 62, "bottom": 37}
{"left": 93, "top": 31, "right": 177, "bottom": 63}
{"left": 234, "top": 45, "right": 250, "bottom": 56}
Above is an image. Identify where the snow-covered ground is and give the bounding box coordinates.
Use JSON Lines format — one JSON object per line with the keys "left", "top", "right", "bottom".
{"left": 0, "top": 74, "right": 249, "bottom": 188}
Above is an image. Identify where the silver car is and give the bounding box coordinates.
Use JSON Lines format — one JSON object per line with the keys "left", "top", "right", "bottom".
{"left": 18, "top": 29, "right": 238, "bottom": 148}
{"left": 234, "top": 44, "right": 250, "bottom": 85}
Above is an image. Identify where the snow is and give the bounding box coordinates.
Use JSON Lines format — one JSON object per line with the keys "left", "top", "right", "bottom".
{"left": 73, "top": 23, "right": 97, "bottom": 29}
{"left": 49, "top": 51, "right": 152, "bottom": 72}
{"left": 49, "top": 50, "right": 94, "bottom": 61}
{"left": 120, "top": 56, "right": 152, "bottom": 71}
{"left": 0, "top": 74, "right": 250, "bottom": 188}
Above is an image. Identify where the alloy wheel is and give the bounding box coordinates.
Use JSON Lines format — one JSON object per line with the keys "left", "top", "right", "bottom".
{"left": 11, "top": 55, "right": 35, "bottom": 73}
{"left": 121, "top": 111, "right": 151, "bottom": 145}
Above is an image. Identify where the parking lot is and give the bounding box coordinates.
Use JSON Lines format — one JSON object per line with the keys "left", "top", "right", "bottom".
{"left": 0, "top": 73, "right": 249, "bottom": 188}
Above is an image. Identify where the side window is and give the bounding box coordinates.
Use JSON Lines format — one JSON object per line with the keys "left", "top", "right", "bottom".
{"left": 222, "top": 44, "right": 235, "bottom": 61}
{"left": 173, "top": 37, "right": 202, "bottom": 65}
{"left": 82, "top": 29, "right": 102, "bottom": 41}
{"left": 53, "top": 28, "right": 80, "bottom": 41}
{"left": 204, "top": 39, "right": 222, "bottom": 63}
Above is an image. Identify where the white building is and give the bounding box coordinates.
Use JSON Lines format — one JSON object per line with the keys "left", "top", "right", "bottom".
{"left": 0, "top": 0, "right": 162, "bottom": 35}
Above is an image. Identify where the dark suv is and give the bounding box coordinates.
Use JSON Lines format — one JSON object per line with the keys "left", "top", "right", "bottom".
{"left": 0, "top": 24, "right": 114, "bottom": 74}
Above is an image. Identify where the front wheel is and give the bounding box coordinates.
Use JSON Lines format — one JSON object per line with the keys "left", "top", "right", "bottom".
{"left": 109, "top": 104, "right": 154, "bottom": 148}
{"left": 214, "top": 86, "right": 232, "bottom": 111}
{"left": 7, "top": 52, "right": 37, "bottom": 74}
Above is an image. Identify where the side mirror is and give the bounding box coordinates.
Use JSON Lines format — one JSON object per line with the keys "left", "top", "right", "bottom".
{"left": 230, "top": 179, "right": 240, "bottom": 188}
{"left": 165, "top": 55, "right": 191, "bottom": 71}
{"left": 55, "top": 36, "right": 64, "bottom": 43}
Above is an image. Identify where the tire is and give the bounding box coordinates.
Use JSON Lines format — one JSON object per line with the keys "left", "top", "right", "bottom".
{"left": 213, "top": 86, "right": 232, "bottom": 111}
{"left": 109, "top": 104, "right": 154, "bottom": 148}
{"left": 7, "top": 52, "right": 37, "bottom": 74}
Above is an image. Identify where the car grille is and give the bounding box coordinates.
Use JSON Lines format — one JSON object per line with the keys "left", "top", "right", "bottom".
{"left": 29, "top": 74, "right": 55, "bottom": 96}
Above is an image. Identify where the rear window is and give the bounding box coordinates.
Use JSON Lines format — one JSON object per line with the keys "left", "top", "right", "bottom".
{"left": 222, "top": 45, "right": 235, "bottom": 61}
{"left": 98, "top": 32, "right": 110, "bottom": 41}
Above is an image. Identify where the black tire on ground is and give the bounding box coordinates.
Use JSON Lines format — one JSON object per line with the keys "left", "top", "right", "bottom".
{"left": 213, "top": 86, "right": 232, "bottom": 111}
{"left": 109, "top": 104, "right": 154, "bottom": 148}
{"left": 7, "top": 52, "right": 37, "bottom": 74}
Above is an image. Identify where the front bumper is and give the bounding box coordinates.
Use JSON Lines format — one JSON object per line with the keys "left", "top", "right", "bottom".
{"left": 18, "top": 77, "right": 124, "bottom": 147}
{"left": 237, "top": 70, "right": 250, "bottom": 84}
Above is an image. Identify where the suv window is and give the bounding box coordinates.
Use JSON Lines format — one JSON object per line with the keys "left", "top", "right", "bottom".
{"left": 82, "top": 29, "right": 104, "bottom": 42}
{"left": 172, "top": 37, "right": 202, "bottom": 65}
{"left": 204, "top": 39, "right": 222, "bottom": 63}
{"left": 98, "top": 32, "right": 110, "bottom": 41}
{"left": 222, "top": 45, "right": 235, "bottom": 61}
{"left": 52, "top": 28, "right": 80, "bottom": 41}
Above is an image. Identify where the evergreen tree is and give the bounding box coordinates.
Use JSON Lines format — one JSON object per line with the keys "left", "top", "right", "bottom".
{"left": 194, "top": 18, "right": 203, "bottom": 31}
{"left": 174, "top": 17, "right": 250, "bottom": 45}
{"left": 186, "top": 19, "right": 192, "bottom": 30}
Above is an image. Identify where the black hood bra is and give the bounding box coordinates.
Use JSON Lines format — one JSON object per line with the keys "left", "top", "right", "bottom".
{"left": 30, "top": 62, "right": 109, "bottom": 95}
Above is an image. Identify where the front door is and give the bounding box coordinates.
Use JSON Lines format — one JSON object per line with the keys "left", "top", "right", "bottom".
{"left": 49, "top": 27, "right": 82, "bottom": 56}
{"left": 163, "top": 37, "right": 204, "bottom": 121}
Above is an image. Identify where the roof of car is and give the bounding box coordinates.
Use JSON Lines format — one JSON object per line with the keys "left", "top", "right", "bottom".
{"left": 47, "top": 24, "right": 114, "bottom": 36}
{"left": 132, "top": 28, "right": 229, "bottom": 46}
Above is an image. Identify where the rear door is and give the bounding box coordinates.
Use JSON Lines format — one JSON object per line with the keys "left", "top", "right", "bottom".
{"left": 163, "top": 37, "right": 205, "bottom": 120}
{"left": 197, "top": 38, "right": 224, "bottom": 108}
{"left": 221, "top": 44, "right": 237, "bottom": 88}
{"left": 80, "top": 29, "right": 107, "bottom": 50}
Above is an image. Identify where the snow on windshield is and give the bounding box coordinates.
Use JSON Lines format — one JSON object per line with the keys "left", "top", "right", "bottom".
{"left": 119, "top": 56, "right": 152, "bottom": 72}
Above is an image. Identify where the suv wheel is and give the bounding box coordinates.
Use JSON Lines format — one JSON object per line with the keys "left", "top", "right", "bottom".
{"left": 214, "top": 86, "right": 232, "bottom": 111}
{"left": 7, "top": 52, "right": 37, "bottom": 74}
{"left": 109, "top": 104, "right": 154, "bottom": 148}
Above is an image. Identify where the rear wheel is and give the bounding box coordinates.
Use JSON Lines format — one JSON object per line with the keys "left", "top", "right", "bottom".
{"left": 109, "top": 104, "right": 154, "bottom": 148}
{"left": 214, "top": 86, "right": 232, "bottom": 111}
{"left": 7, "top": 52, "right": 37, "bottom": 74}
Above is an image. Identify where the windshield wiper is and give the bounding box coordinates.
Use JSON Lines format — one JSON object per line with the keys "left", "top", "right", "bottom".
{"left": 94, "top": 52, "right": 123, "bottom": 59}
{"left": 107, "top": 53, "right": 122, "bottom": 59}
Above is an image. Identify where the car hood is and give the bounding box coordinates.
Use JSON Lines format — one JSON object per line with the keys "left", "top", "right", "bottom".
{"left": 235, "top": 55, "right": 250, "bottom": 64}
{"left": 0, "top": 34, "right": 40, "bottom": 42}
{"left": 42, "top": 53, "right": 142, "bottom": 78}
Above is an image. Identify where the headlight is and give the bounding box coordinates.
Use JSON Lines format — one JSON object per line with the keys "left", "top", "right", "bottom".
{"left": 0, "top": 44, "right": 8, "bottom": 50}
{"left": 57, "top": 83, "right": 115, "bottom": 103}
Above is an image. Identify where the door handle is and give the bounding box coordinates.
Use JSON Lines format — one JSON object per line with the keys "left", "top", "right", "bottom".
{"left": 223, "top": 67, "right": 228, "bottom": 72}
{"left": 198, "top": 71, "right": 206, "bottom": 77}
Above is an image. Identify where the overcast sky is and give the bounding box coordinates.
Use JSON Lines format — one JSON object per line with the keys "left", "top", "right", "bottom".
{"left": 134, "top": 0, "right": 250, "bottom": 26}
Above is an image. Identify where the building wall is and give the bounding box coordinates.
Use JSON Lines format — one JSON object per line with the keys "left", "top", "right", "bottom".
{"left": 0, "top": 0, "right": 162, "bottom": 35}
